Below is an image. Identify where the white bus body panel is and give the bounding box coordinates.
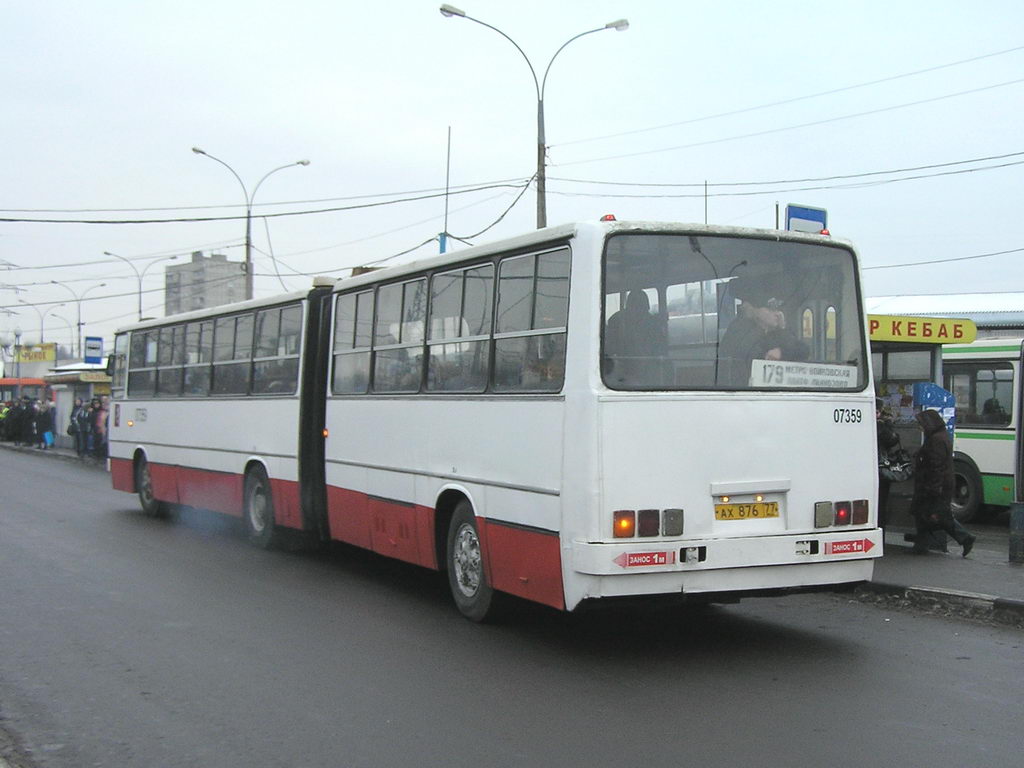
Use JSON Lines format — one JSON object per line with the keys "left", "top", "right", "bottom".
{"left": 324, "top": 397, "right": 565, "bottom": 530}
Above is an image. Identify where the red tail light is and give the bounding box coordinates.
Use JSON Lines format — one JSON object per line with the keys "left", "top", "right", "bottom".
{"left": 834, "top": 501, "right": 851, "bottom": 525}
{"left": 638, "top": 509, "right": 660, "bottom": 537}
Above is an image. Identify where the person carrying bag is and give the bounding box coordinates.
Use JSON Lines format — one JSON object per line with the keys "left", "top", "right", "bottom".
{"left": 909, "top": 408, "right": 976, "bottom": 557}
{"left": 876, "top": 400, "right": 910, "bottom": 529}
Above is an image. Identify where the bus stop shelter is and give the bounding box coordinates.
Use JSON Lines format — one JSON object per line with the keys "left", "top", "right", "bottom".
{"left": 44, "top": 362, "right": 111, "bottom": 451}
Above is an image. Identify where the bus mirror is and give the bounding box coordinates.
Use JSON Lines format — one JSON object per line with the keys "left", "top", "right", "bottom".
{"left": 105, "top": 355, "right": 116, "bottom": 377}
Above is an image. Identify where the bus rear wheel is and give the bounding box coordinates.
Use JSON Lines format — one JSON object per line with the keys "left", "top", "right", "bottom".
{"left": 951, "top": 459, "right": 982, "bottom": 524}
{"left": 135, "top": 457, "right": 167, "bottom": 518}
{"left": 446, "top": 502, "right": 496, "bottom": 622}
{"left": 243, "top": 466, "right": 278, "bottom": 549}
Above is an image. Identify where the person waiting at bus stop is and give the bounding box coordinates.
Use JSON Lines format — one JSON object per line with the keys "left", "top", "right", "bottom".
{"left": 875, "top": 399, "right": 900, "bottom": 530}
{"left": 718, "top": 279, "right": 807, "bottom": 386}
{"left": 909, "top": 408, "right": 977, "bottom": 556}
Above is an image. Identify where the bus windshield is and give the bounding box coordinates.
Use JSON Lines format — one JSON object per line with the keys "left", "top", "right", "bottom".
{"left": 602, "top": 232, "right": 867, "bottom": 391}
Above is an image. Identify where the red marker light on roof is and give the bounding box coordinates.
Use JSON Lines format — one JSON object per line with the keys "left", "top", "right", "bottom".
{"left": 819, "top": 228, "right": 830, "bottom": 236}
{"left": 600, "top": 214, "right": 617, "bottom": 221}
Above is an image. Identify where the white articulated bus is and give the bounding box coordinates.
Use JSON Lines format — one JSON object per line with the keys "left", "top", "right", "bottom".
{"left": 109, "top": 220, "right": 881, "bottom": 620}
{"left": 942, "top": 337, "right": 1024, "bottom": 521}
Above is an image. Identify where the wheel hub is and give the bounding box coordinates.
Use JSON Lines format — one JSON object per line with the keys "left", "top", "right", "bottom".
{"left": 249, "top": 489, "right": 269, "bottom": 533}
{"left": 452, "top": 523, "right": 482, "bottom": 598}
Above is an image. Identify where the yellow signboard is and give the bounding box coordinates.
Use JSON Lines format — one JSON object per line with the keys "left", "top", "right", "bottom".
{"left": 868, "top": 315, "right": 977, "bottom": 344}
{"left": 15, "top": 343, "right": 57, "bottom": 363}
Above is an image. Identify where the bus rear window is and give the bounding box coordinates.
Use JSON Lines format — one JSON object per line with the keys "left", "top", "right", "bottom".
{"left": 602, "top": 233, "right": 866, "bottom": 391}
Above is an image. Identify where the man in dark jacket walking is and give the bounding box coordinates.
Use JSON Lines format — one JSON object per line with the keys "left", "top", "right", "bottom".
{"left": 910, "top": 408, "right": 977, "bottom": 556}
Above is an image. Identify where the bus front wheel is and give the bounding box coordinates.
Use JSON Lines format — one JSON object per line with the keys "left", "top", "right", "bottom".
{"left": 243, "top": 466, "right": 277, "bottom": 549}
{"left": 446, "top": 502, "right": 496, "bottom": 622}
{"left": 135, "top": 457, "right": 167, "bottom": 518}
{"left": 951, "top": 459, "right": 982, "bottom": 524}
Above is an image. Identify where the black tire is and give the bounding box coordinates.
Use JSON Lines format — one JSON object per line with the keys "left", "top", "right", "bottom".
{"left": 446, "top": 501, "right": 496, "bottom": 622}
{"left": 951, "top": 459, "right": 983, "bottom": 524}
{"left": 135, "top": 457, "right": 168, "bottom": 518}
{"left": 243, "top": 466, "right": 277, "bottom": 549}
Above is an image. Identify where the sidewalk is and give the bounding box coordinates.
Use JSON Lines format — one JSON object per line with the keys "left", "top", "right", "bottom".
{"left": 2, "top": 440, "right": 1021, "bottom": 625}
{"left": 0, "top": 440, "right": 105, "bottom": 467}
{"left": 860, "top": 491, "right": 1024, "bottom": 626}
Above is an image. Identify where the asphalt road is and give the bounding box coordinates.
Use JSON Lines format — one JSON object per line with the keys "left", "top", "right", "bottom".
{"left": 1, "top": 449, "right": 1021, "bottom": 768}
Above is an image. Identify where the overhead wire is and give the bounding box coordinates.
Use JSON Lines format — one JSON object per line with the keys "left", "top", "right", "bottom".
{"left": 0, "top": 177, "right": 531, "bottom": 215}
{"left": 555, "top": 78, "right": 1024, "bottom": 167}
{"left": 445, "top": 174, "right": 537, "bottom": 244}
{"left": 0, "top": 180, "right": 533, "bottom": 225}
{"left": 548, "top": 150, "right": 1024, "bottom": 189}
{"left": 553, "top": 44, "right": 1024, "bottom": 149}
{"left": 275, "top": 189, "right": 515, "bottom": 258}
{"left": 549, "top": 157, "right": 1024, "bottom": 199}
{"left": 863, "top": 246, "right": 1024, "bottom": 271}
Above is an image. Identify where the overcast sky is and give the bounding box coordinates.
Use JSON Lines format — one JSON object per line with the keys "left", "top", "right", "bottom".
{"left": 3, "top": 1, "right": 1023, "bottom": 347}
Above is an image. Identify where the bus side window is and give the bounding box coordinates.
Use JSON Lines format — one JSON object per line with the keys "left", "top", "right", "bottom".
{"left": 945, "top": 364, "right": 1013, "bottom": 428}
{"left": 426, "top": 264, "right": 493, "bottom": 392}
{"left": 128, "top": 331, "right": 156, "bottom": 397}
{"left": 252, "top": 304, "right": 303, "bottom": 395}
{"left": 373, "top": 279, "right": 426, "bottom": 393}
{"left": 183, "top": 321, "right": 212, "bottom": 396}
{"left": 211, "top": 315, "right": 253, "bottom": 396}
{"left": 493, "top": 248, "right": 569, "bottom": 392}
{"left": 333, "top": 291, "right": 374, "bottom": 395}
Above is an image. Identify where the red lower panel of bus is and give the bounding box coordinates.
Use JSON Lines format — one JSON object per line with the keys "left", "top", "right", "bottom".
{"left": 326, "top": 486, "right": 564, "bottom": 610}
{"left": 477, "top": 518, "right": 565, "bottom": 611}
{"left": 110, "top": 457, "right": 134, "bottom": 494}
{"left": 113, "top": 458, "right": 564, "bottom": 610}
{"left": 326, "top": 486, "right": 437, "bottom": 569}
{"left": 109, "top": 457, "right": 302, "bottom": 529}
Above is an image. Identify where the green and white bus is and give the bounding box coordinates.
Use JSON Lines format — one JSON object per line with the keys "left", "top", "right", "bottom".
{"left": 942, "top": 338, "right": 1023, "bottom": 521}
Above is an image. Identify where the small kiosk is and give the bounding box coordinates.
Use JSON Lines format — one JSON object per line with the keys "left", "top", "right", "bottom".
{"left": 869, "top": 314, "right": 978, "bottom": 541}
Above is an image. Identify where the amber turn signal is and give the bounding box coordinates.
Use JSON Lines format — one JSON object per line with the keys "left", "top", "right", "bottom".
{"left": 613, "top": 510, "right": 635, "bottom": 538}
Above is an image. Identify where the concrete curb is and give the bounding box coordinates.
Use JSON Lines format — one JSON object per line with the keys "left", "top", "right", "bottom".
{"left": 856, "top": 581, "right": 1024, "bottom": 627}
{"left": 0, "top": 442, "right": 105, "bottom": 470}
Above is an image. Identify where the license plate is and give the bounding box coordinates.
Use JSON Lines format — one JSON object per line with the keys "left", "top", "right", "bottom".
{"left": 714, "top": 502, "right": 780, "bottom": 520}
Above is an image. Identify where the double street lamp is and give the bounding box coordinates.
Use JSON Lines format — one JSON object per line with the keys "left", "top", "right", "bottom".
{"left": 191, "top": 148, "right": 310, "bottom": 300}
{"left": 104, "top": 251, "right": 180, "bottom": 321}
{"left": 17, "top": 299, "right": 66, "bottom": 343}
{"left": 50, "top": 281, "right": 107, "bottom": 359}
{"left": 440, "top": 5, "right": 628, "bottom": 229}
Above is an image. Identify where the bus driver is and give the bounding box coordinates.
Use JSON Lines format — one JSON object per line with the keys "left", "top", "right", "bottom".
{"left": 718, "top": 278, "right": 807, "bottom": 387}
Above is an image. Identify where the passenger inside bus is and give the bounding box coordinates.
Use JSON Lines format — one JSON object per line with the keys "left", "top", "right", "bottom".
{"left": 604, "top": 289, "right": 667, "bottom": 387}
{"left": 981, "top": 397, "right": 1008, "bottom": 425}
{"left": 717, "top": 279, "right": 808, "bottom": 387}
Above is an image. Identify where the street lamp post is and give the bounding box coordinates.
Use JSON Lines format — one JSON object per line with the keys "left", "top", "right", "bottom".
{"left": 14, "top": 325, "right": 22, "bottom": 400}
{"left": 104, "top": 251, "right": 180, "bottom": 321}
{"left": 51, "top": 314, "right": 75, "bottom": 365}
{"left": 17, "top": 299, "right": 66, "bottom": 343}
{"left": 191, "top": 148, "right": 310, "bottom": 300}
{"left": 440, "top": 5, "right": 627, "bottom": 229}
{"left": 50, "top": 281, "right": 107, "bottom": 359}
